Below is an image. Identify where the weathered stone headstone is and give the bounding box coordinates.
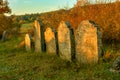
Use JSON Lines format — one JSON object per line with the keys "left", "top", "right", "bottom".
{"left": 75, "top": 20, "right": 102, "bottom": 64}
{"left": 34, "top": 19, "right": 46, "bottom": 52}
{"left": 44, "top": 27, "right": 58, "bottom": 55}
{"left": 25, "top": 34, "right": 31, "bottom": 51}
{"left": 58, "top": 21, "right": 75, "bottom": 61}
{"left": 110, "top": 56, "right": 120, "bottom": 73}
{"left": 1, "top": 30, "right": 8, "bottom": 42}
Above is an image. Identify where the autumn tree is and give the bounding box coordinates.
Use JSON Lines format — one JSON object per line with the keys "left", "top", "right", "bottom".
{"left": 0, "top": 0, "right": 12, "bottom": 37}
{"left": 0, "top": 0, "right": 11, "bottom": 14}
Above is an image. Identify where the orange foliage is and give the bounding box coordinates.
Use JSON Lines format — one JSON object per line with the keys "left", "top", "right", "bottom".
{"left": 0, "top": 0, "right": 11, "bottom": 14}
{"left": 38, "top": 2, "right": 120, "bottom": 43}
{"left": 0, "top": 14, "right": 15, "bottom": 38}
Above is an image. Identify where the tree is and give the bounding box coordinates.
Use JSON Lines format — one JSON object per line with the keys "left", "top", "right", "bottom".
{"left": 0, "top": 0, "right": 12, "bottom": 38}
{"left": 0, "top": 0, "right": 11, "bottom": 14}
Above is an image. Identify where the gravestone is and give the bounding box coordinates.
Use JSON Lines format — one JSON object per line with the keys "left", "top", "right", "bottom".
{"left": 58, "top": 21, "right": 75, "bottom": 61}
{"left": 110, "top": 56, "right": 120, "bottom": 73}
{"left": 34, "top": 19, "right": 46, "bottom": 53}
{"left": 44, "top": 27, "right": 58, "bottom": 55}
{"left": 25, "top": 34, "right": 31, "bottom": 51}
{"left": 75, "top": 20, "right": 102, "bottom": 64}
{"left": 1, "top": 30, "right": 8, "bottom": 42}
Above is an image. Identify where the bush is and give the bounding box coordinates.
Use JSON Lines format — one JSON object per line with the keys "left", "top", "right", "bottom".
{"left": 0, "top": 14, "right": 19, "bottom": 38}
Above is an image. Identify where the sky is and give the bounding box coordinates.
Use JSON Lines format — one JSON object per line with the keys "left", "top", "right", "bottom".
{"left": 8, "top": 0, "right": 76, "bottom": 15}
{"left": 8, "top": 0, "right": 115, "bottom": 15}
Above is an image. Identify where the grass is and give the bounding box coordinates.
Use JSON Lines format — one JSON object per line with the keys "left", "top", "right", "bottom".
{"left": 0, "top": 36, "right": 120, "bottom": 80}
{"left": 20, "top": 23, "right": 34, "bottom": 34}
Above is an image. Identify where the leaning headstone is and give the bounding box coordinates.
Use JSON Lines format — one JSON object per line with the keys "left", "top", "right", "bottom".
{"left": 75, "top": 20, "right": 102, "bottom": 64}
{"left": 1, "top": 30, "right": 8, "bottom": 42}
{"left": 15, "top": 41, "right": 25, "bottom": 49}
{"left": 110, "top": 56, "right": 120, "bottom": 73}
{"left": 34, "top": 19, "right": 46, "bottom": 53}
{"left": 25, "top": 34, "right": 31, "bottom": 51}
{"left": 44, "top": 27, "right": 58, "bottom": 55}
{"left": 58, "top": 21, "right": 75, "bottom": 61}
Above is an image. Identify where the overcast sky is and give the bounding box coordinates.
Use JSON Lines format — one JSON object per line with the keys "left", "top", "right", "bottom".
{"left": 8, "top": 0, "right": 115, "bottom": 15}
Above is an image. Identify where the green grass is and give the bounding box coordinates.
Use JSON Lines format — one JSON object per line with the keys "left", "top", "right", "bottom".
{"left": 21, "top": 23, "right": 33, "bottom": 28}
{"left": 20, "top": 23, "right": 34, "bottom": 34}
{"left": 0, "top": 36, "right": 120, "bottom": 80}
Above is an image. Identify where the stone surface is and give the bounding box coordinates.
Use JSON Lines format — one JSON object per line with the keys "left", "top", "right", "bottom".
{"left": 75, "top": 20, "right": 102, "bottom": 64}
{"left": 34, "top": 19, "right": 46, "bottom": 52}
{"left": 110, "top": 56, "right": 120, "bottom": 73}
{"left": 58, "top": 21, "right": 75, "bottom": 61}
{"left": 1, "top": 30, "right": 8, "bottom": 42}
{"left": 25, "top": 34, "right": 31, "bottom": 51}
{"left": 44, "top": 27, "right": 58, "bottom": 55}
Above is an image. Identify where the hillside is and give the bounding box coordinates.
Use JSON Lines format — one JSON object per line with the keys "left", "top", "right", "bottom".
{"left": 40, "top": 2, "right": 120, "bottom": 43}
{"left": 15, "top": 2, "right": 120, "bottom": 43}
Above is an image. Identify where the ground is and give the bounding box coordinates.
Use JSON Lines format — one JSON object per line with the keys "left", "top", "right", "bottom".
{"left": 0, "top": 34, "right": 120, "bottom": 80}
